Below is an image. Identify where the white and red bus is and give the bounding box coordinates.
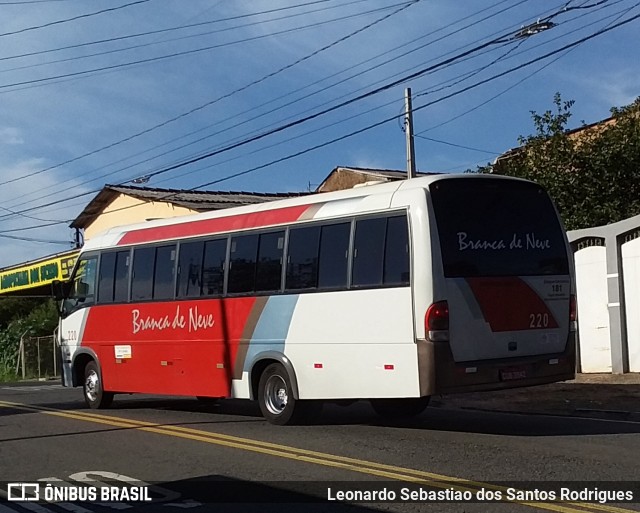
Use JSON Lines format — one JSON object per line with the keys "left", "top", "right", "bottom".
{"left": 54, "top": 174, "right": 576, "bottom": 425}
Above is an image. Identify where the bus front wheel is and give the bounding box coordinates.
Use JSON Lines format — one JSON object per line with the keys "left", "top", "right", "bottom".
{"left": 83, "top": 361, "right": 114, "bottom": 409}
{"left": 370, "top": 397, "right": 430, "bottom": 419}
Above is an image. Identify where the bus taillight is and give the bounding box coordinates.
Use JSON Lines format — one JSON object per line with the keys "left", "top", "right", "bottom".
{"left": 569, "top": 294, "right": 577, "bottom": 332}
{"left": 426, "top": 301, "right": 449, "bottom": 342}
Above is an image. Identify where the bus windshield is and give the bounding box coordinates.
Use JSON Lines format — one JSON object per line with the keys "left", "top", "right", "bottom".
{"left": 63, "top": 256, "right": 97, "bottom": 315}
{"left": 430, "top": 178, "right": 570, "bottom": 278}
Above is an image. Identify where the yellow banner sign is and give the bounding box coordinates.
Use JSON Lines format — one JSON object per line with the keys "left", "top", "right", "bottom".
{"left": 0, "top": 253, "right": 78, "bottom": 293}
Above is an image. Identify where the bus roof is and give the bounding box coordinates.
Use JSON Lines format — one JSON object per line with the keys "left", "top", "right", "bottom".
{"left": 82, "top": 174, "right": 530, "bottom": 252}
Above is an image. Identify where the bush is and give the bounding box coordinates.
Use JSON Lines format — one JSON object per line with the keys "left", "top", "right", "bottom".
{"left": 0, "top": 298, "right": 58, "bottom": 373}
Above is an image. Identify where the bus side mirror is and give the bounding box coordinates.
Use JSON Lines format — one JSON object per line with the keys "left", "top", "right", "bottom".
{"left": 51, "top": 280, "right": 68, "bottom": 301}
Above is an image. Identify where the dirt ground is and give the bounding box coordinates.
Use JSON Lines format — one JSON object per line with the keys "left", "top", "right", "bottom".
{"left": 433, "top": 373, "right": 640, "bottom": 420}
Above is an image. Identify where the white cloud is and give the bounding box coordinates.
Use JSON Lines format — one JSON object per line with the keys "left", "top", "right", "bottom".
{"left": 587, "top": 70, "right": 639, "bottom": 109}
{"left": 0, "top": 127, "right": 23, "bottom": 145}
{"left": 0, "top": 159, "right": 85, "bottom": 268}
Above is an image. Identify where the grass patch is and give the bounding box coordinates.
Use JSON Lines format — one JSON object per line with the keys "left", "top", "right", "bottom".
{"left": 0, "top": 362, "right": 18, "bottom": 383}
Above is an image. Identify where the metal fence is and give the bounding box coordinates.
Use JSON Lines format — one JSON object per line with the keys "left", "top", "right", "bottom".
{"left": 16, "top": 334, "right": 59, "bottom": 380}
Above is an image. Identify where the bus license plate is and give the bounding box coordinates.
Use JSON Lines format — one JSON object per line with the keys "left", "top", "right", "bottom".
{"left": 500, "top": 368, "right": 527, "bottom": 381}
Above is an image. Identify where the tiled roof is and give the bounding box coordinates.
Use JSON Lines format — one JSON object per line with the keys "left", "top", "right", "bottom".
{"left": 70, "top": 185, "right": 310, "bottom": 229}
{"left": 106, "top": 185, "right": 309, "bottom": 210}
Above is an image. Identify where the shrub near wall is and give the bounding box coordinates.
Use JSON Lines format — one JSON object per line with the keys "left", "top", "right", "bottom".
{"left": 0, "top": 298, "right": 58, "bottom": 381}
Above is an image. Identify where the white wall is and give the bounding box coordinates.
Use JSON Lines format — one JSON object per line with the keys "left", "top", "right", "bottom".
{"left": 622, "top": 237, "right": 640, "bottom": 372}
{"left": 574, "top": 246, "right": 612, "bottom": 372}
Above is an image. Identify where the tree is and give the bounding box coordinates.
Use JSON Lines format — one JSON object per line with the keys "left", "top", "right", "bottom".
{"left": 475, "top": 93, "right": 640, "bottom": 230}
{"left": 0, "top": 298, "right": 58, "bottom": 379}
{"left": 0, "top": 297, "right": 44, "bottom": 330}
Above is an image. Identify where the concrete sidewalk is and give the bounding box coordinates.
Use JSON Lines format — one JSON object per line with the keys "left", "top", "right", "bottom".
{"left": 434, "top": 373, "right": 640, "bottom": 420}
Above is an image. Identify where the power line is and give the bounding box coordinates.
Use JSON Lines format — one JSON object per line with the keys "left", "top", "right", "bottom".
{"left": 0, "top": 0, "right": 151, "bottom": 38}
{"left": 0, "top": 0, "right": 375, "bottom": 73}
{"left": 0, "top": 0, "right": 81, "bottom": 4}
{"left": 0, "top": 232, "right": 71, "bottom": 244}
{"left": 6, "top": 8, "right": 638, "bottom": 231}
{"left": 0, "top": 0, "right": 344, "bottom": 63}
{"left": 0, "top": 1, "right": 412, "bottom": 92}
{"left": 0, "top": 0, "right": 542, "bottom": 202}
{"left": 416, "top": 0, "right": 631, "bottom": 135}
{"left": 0, "top": 1, "right": 416, "bottom": 192}
{"left": 413, "top": 134, "right": 501, "bottom": 155}
{"left": 0, "top": 0, "right": 627, "bottom": 219}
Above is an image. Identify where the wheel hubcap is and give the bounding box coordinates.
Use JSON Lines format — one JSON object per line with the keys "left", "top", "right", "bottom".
{"left": 264, "top": 375, "right": 288, "bottom": 415}
{"left": 85, "top": 370, "right": 99, "bottom": 402}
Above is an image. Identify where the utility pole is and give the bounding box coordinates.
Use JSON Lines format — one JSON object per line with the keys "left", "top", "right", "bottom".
{"left": 404, "top": 88, "right": 416, "bottom": 179}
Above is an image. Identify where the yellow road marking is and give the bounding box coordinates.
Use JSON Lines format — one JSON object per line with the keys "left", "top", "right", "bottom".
{"left": 0, "top": 400, "right": 636, "bottom": 513}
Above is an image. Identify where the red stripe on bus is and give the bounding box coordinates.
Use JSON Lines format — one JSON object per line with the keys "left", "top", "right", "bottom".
{"left": 117, "top": 204, "right": 313, "bottom": 245}
{"left": 466, "top": 277, "right": 558, "bottom": 332}
{"left": 81, "top": 297, "right": 259, "bottom": 397}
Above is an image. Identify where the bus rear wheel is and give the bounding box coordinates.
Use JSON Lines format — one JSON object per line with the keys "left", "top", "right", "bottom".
{"left": 370, "top": 397, "right": 430, "bottom": 419}
{"left": 257, "top": 363, "right": 321, "bottom": 425}
{"left": 83, "top": 361, "right": 114, "bottom": 409}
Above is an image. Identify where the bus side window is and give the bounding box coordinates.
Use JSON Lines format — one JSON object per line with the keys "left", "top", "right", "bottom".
{"left": 228, "top": 234, "right": 258, "bottom": 294}
{"left": 352, "top": 217, "right": 386, "bottom": 287}
{"left": 98, "top": 252, "right": 117, "bottom": 303}
{"left": 256, "top": 231, "right": 285, "bottom": 292}
{"left": 203, "top": 239, "right": 227, "bottom": 296}
{"left": 97, "top": 251, "right": 130, "bottom": 303}
{"left": 113, "top": 251, "right": 130, "bottom": 302}
{"left": 384, "top": 215, "right": 410, "bottom": 286}
{"left": 286, "top": 226, "right": 320, "bottom": 290}
{"left": 177, "top": 241, "right": 204, "bottom": 298}
{"left": 153, "top": 245, "right": 177, "bottom": 300}
{"left": 318, "top": 222, "right": 350, "bottom": 289}
{"left": 131, "top": 247, "right": 155, "bottom": 301}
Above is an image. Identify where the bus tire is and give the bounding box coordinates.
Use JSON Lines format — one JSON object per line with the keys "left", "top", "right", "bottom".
{"left": 370, "top": 397, "right": 430, "bottom": 419}
{"left": 258, "top": 363, "right": 321, "bottom": 425}
{"left": 83, "top": 361, "right": 113, "bottom": 409}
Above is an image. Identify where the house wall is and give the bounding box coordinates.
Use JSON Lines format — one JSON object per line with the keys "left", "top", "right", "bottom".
{"left": 568, "top": 214, "right": 640, "bottom": 373}
{"left": 318, "top": 169, "right": 388, "bottom": 192}
{"left": 574, "top": 245, "right": 611, "bottom": 372}
{"left": 84, "top": 193, "right": 196, "bottom": 240}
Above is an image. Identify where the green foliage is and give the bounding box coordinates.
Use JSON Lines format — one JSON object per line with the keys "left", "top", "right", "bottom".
{"left": 475, "top": 94, "right": 640, "bottom": 230}
{"left": 0, "top": 298, "right": 58, "bottom": 374}
{"left": 0, "top": 297, "right": 44, "bottom": 330}
{"left": 0, "top": 362, "right": 18, "bottom": 382}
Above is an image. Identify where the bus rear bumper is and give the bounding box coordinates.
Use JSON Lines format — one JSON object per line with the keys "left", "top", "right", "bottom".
{"left": 428, "top": 332, "right": 576, "bottom": 395}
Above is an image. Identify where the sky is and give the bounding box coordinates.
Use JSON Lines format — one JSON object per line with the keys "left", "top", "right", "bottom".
{"left": 0, "top": 0, "right": 638, "bottom": 269}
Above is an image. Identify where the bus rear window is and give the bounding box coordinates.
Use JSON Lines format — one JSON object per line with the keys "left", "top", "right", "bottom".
{"left": 430, "top": 178, "right": 569, "bottom": 277}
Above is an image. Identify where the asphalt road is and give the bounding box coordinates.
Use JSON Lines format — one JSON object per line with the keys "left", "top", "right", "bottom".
{"left": 1, "top": 382, "right": 639, "bottom": 513}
